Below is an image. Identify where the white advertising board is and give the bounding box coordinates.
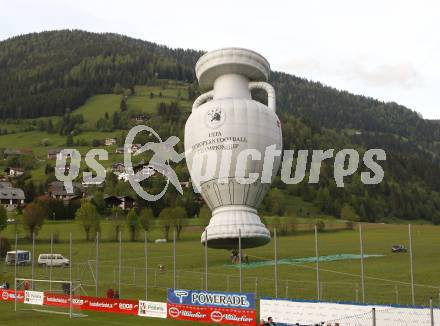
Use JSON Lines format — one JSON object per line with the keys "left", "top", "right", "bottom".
{"left": 138, "top": 300, "right": 167, "bottom": 318}
{"left": 260, "top": 299, "right": 440, "bottom": 326}
{"left": 24, "top": 290, "right": 44, "bottom": 306}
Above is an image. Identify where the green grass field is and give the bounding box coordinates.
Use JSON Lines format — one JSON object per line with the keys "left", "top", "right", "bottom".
{"left": 1, "top": 221, "right": 439, "bottom": 304}
{"left": 1, "top": 221, "right": 440, "bottom": 324}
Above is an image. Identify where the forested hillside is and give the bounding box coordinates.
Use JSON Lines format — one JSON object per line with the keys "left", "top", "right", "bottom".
{"left": 1, "top": 30, "right": 440, "bottom": 224}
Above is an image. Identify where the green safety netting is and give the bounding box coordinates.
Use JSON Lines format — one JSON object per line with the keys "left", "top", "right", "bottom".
{"left": 226, "top": 254, "right": 384, "bottom": 269}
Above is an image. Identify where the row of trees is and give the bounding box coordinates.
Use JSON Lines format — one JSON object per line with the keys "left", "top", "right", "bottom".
{"left": 75, "top": 200, "right": 189, "bottom": 242}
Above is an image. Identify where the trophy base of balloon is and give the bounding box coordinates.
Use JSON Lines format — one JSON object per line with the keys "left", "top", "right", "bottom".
{"left": 185, "top": 48, "right": 282, "bottom": 250}
{"left": 202, "top": 205, "right": 270, "bottom": 249}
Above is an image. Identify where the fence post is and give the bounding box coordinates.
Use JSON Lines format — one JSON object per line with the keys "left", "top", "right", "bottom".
{"left": 204, "top": 230, "right": 208, "bottom": 291}
{"left": 118, "top": 231, "right": 122, "bottom": 298}
{"left": 239, "top": 228, "right": 242, "bottom": 293}
{"left": 31, "top": 232, "right": 35, "bottom": 290}
{"left": 314, "top": 225, "right": 320, "bottom": 301}
{"left": 49, "top": 233, "right": 53, "bottom": 292}
{"left": 372, "top": 307, "right": 376, "bottom": 326}
{"left": 144, "top": 231, "right": 148, "bottom": 300}
{"left": 430, "top": 297, "right": 434, "bottom": 326}
{"left": 173, "top": 229, "right": 176, "bottom": 289}
{"left": 69, "top": 233, "right": 72, "bottom": 319}
{"left": 96, "top": 232, "right": 99, "bottom": 297}
{"left": 14, "top": 232, "right": 17, "bottom": 313}
{"left": 408, "top": 224, "right": 416, "bottom": 305}
{"left": 359, "top": 223, "right": 366, "bottom": 303}
{"left": 274, "top": 227, "right": 278, "bottom": 298}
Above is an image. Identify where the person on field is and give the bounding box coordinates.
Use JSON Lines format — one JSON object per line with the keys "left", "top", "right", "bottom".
{"left": 265, "top": 317, "right": 276, "bottom": 325}
{"left": 106, "top": 288, "right": 115, "bottom": 298}
{"left": 62, "top": 282, "right": 71, "bottom": 294}
{"left": 158, "top": 264, "right": 166, "bottom": 272}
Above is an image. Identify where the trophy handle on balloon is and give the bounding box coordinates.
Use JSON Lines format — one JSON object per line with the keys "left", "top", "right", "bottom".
{"left": 185, "top": 48, "right": 283, "bottom": 249}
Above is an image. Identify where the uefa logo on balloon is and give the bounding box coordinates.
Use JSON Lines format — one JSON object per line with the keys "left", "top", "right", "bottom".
{"left": 205, "top": 107, "right": 225, "bottom": 129}
{"left": 185, "top": 48, "right": 283, "bottom": 249}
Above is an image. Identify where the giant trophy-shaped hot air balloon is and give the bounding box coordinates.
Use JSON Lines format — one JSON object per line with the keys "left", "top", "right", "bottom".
{"left": 185, "top": 48, "right": 282, "bottom": 249}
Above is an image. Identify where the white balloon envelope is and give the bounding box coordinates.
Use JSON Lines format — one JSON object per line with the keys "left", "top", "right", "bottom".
{"left": 185, "top": 48, "right": 282, "bottom": 249}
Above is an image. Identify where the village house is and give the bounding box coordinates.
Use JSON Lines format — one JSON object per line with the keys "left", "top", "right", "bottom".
{"left": 180, "top": 180, "right": 191, "bottom": 189}
{"left": 47, "top": 149, "right": 70, "bottom": 161}
{"left": 115, "top": 147, "right": 124, "bottom": 154}
{"left": 2, "top": 148, "right": 33, "bottom": 159}
{"left": 0, "top": 182, "right": 25, "bottom": 210}
{"left": 47, "top": 181, "right": 84, "bottom": 202}
{"left": 104, "top": 195, "right": 135, "bottom": 210}
{"left": 111, "top": 162, "right": 125, "bottom": 173}
{"left": 115, "top": 144, "right": 141, "bottom": 154}
{"left": 104, "top": 138, "right": 117, "bottom": 146}
{"left": 134, "top": 114, "right": 148, "bottom": 122}
{"left": 4, "top": 167, "right": 25, "bottom": 177}
{"left": 82, "top": 175, "right": 105, "bottom": 188}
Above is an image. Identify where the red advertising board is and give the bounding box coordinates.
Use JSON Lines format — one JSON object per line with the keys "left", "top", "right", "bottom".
{"left": 167, "top": 303, "right": 256, "bottom": 325}
{"left": 0, "top": 289, "right": 24, "bottom": 302}
{"left": 43, "top": 292, "right": 138, "bottom": 315}
{"left": 81, "top": 295, "right": 138, "bottom": 315}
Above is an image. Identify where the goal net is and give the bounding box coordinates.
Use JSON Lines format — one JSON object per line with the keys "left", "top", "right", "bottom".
{"left": 14, "top": 278, "right": 87, "bottom": 318}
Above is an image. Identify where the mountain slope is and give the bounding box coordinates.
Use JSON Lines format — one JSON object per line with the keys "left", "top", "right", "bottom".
{"left": 0, "top": 30, "right": 201, "bottom": 118}
{"left": 1, "top": 30, "right": 440, "bottom": 224}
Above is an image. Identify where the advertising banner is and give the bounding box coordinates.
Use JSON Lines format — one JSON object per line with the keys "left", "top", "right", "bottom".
{"left": 80, "top": 295, "right": 138, "bottom": 315}
{"left": 0, "top": 289, "right": 24, "bottom": 302}
{"left": 24, "top": 290, "right": 44, "bottom": 305}
{"left": 43, "top": 293, "right": 70, "bottom": 308}
{"left": 138, "top": 300, "right": 167, "bottom": 318}
{"left": 260, "top": 298, "right": 440, "bottom": 326}
{"left": 42, "top": 293, "right": 138, "bottom": 315}
{"left": 167, "top": 289, "right": 256, "bottom": 325}
{"left": 167, "top": 289, "right": 255, "bottom": 310}
{"left": 167, "top": 303, "right": 256, "bottom": 325}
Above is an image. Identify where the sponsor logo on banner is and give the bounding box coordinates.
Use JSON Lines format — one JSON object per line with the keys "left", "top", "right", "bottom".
{"left": 0, "top": 290, "right": 24, "bottom": 302}
{"left": 24, "top": 290, "right": 44, "bottom": 305}
{"left": 138, "top": 300, "right": 167, "bottom": 318}
{"left": 80, "top": 295, "right": 138, "bottom": 315}
{"left": 167, "top": 303, "right": 256, "bottom": 325}
{"left": 44, "top": 293, "right": 69, "bottom": 307}
{"left": 167, "top": 289, "right": 255, "bottom": 310}
{"left": 1, "top": 290, "right": 9, "bottom": 300}
{"left": 41, "top": 293, "right": 137, "bottom": 315}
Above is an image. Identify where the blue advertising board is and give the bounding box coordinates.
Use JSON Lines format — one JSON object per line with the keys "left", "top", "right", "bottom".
{"left": 167, "top": 288, "right": 256, "bottom": 310}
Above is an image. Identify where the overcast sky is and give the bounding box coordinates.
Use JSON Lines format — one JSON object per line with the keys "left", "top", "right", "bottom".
{"left": 1, "top": 0, "right": 439, "bottom": 118}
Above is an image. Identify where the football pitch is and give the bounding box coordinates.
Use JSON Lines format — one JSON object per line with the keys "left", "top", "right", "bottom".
{"left": 1, "top": 222, "right": 440, "bottom": 324}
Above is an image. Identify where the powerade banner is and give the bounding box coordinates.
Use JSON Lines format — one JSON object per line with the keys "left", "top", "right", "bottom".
{"left": 167, "top": 289, "right": 255, "bottom": 310}
{"left": 167, "top": 289, "right": 256, "bottom": 325}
